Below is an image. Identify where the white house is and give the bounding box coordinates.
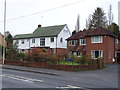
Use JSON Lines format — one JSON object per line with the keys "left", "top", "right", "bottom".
{"left": 13, "top": 24, "right": 71, "bottom": 53}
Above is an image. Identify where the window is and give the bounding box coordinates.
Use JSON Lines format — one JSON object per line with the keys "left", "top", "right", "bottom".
{"left": 91, "top": 36, "right": 102, "bottom": 43}
{"left": 69, "top": 40, "right": 77, "bottom": 46}
{"left": 51, "top": 37, "right": 54, "bottom": 42}
{"left": 32, "top": 38, "right": 35, "bottom": 43}
{"left": 60, "top": 38, "right": 63, "bottom": 43}
{"left": 40, "top": 38, "right": 45, "bottom": 46}
{"left": 16, "top": 40, "right": 19, "bottom": 44}
{"left": 91, "top": 50, "right": 103, "bottom": 59}
{"left": 21, "top": 40, "right": 24, "bottom": 44}
{"left": 72, "top": 52, "right": 81, "bottom": 57}
{"left": 80, "top": 38, "right": 86, "bottom": 45}
{"left": 116, "top": 39, "right": 119, "bottom": 44}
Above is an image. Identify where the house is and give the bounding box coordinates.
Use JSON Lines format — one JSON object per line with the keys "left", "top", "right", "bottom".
{"left": 66, "top": 27, "right": 120, "bottom": 64}
{"left": 13, "top": 24, "right": 71, "bottom": 54}
{"left": 0, "top": 33, "right": 7, "bottom": 47}
{"left": 0, "top": 33, "right": 7, "bottom": 60}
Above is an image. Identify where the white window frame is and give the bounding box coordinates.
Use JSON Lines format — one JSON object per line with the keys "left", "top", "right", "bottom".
{"left": 60, "top": 38, "right": 63, "bottom": 43}
{"left": 80, "top": 38, "right": 86, "bottom": 45}
{"left": 21, "top": 39, "right": 24, "bottom": 44}
{"left": 91, "top": 36, "right": 103, "bottom": 43}
{"left": 69, "top": 40, "right": 77, "bottom": 46}
{"left": 40, "top": 38, "right": 45, "bottom": 46}
{"left": 50, "top": 37, "right": 54, "bottom": 42}
{"left": 32, "top": 38, "right": 35, "bottom": 43}
{"left": 16, "top": 40, "right": 19, "bottom": 44}
{"left": 91, "top": 50, "right": 103, "bottom": 59}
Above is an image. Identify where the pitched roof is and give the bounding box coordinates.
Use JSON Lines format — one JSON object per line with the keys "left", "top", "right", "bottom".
{"left": 67, "top": 27, "right": 117, "bottom": 40}
{"left": 66, "top": 30, "right": 88, "bottom": 40}
{"left": 13, "top": 24, "right": 66, "bottom": 39}
{"left": 14, "top": 33, "right": 32, "bottom": 39}
{"left": 86, "top": 27, "right": 116, "bottom": 37}
{"left": 32, "top": 24, "right": 66, "bottom": 38}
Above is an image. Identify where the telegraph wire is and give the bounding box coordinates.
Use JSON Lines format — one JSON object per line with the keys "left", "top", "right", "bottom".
{"left": 0, "top": 0, "right": 86, "bottom": 23}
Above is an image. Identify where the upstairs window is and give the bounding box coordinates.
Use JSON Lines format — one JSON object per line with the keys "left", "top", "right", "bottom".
{"left": 91, "top": 36, "right": 103, "bottom": 43}
{"left": 21, "top": 40, "right": 24, "bottom": 44}
{"left": 60, "top": 38, "right": 63, "bottom": 43}
{"left": 69, "top": 40, "right": 77, "bottom": 46}
{"left": 51, "top": 37, "right": 54, "bottom": 42}
{"left": 40, "top": 38, "right": 45, "bottom": 46}
{"left": 32, "top": 38, "right": 35, "bottom": 43}
{"left": 80, "top": 38, "right": 86, "bottom": 45}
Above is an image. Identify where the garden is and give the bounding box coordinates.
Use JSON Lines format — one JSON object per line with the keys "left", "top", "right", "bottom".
{"left": 5, "top": 47, "right": 104, "bottom": 71}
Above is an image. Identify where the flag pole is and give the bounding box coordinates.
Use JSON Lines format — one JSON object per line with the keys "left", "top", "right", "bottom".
{"left": 3, "top": 0, "right": 6, "bottom": 64}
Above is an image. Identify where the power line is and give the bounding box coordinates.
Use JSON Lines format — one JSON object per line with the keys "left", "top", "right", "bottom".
{"left": 0, "top": 0, "right": 86, "bottom": 23}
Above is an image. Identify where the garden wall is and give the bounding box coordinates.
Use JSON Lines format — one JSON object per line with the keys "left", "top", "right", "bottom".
{"left": 5, "top": 60, "right": 102, "bottom": 71}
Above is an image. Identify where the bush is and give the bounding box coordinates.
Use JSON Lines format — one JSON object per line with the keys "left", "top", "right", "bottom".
{"left": 47, "top": 54, "right": 59, "bottom": 64}
{"left": 17, "top": 53, "right": 25, "bottom": 61}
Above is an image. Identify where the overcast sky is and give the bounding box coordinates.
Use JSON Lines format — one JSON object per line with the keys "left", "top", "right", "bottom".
{"left": 0, "top": 0, "right": 119, "bottom": 36}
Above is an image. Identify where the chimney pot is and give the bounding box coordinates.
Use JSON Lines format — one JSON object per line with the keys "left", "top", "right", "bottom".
{"left": 38, "top": 24, "right": 42, "bottom": 28}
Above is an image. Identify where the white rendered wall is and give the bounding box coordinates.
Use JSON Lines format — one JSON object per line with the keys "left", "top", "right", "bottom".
{"left": 13, "top": 25, "right": 71, "bottom": 50}
{"left": 57, "top": 25, "right": 71, "bottom": 48}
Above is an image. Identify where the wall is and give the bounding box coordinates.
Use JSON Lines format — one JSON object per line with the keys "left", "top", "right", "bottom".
{"left": 14, "top": 25, "right": 71, "bottom": 50}
{"left": 86, "top": 36, "right": 115, "bottom": 64}
{"left": 57, "top": 25, "right": 71, "bottom": 48}
{"left": 0, "top": 33, "right": 7, "bottom": 47}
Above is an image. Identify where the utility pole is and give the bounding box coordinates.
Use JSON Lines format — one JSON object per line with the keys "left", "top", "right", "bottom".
{"left": 3, "top": 0, "right": 6, "bottom": 64}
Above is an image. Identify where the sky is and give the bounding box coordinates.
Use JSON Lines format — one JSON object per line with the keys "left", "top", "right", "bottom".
{"left": 0, "top": 0, "right": 119, "bottom": 36}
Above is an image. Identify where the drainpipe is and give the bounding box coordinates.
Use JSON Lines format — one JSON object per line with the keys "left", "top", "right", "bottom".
{"left": 56, "top": 36, "right": 58, "bottom": 54}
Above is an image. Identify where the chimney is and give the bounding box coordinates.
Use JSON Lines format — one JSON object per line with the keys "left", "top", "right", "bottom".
{"left": 38, "top": 24, "right": 42, "bottom": 28}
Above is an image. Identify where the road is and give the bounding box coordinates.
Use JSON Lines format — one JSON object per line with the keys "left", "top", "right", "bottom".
{"left": 1, "top": 64, "right": 119, "bottom": 89}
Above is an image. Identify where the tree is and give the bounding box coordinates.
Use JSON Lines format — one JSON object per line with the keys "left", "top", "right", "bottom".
{"left": 107, "top": 22, "right": 120, "bottom": 38}
{"left": 5, "top": 33, "right": 13, "bottom": 49}
{"left": 88, "top": 7, "right": 108, "bottom": 29}
{"left": 108, "top": 4, "right": 114, "bottom": 26}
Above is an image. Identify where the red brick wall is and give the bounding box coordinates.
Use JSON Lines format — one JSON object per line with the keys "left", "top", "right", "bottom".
{"left": 86, "top": 36, "right": 115, "bottom": 64}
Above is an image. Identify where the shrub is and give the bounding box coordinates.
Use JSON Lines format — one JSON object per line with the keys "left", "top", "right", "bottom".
{"left": 17, "top": 53, "right": 25, "bottom": 61}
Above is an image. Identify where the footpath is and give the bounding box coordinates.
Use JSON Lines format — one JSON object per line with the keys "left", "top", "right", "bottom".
{"left": 1, "top": 64, "right": 119, "bottom": 79}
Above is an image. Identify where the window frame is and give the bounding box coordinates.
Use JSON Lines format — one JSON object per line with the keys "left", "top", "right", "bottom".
{"left": 60, "top": 38, "right": 63, "bottom": 43}
{"left": 16, "top": 40, "right": 19, "bottom": 44}
{"left": 21, "top": 39, "right": 24, "bottom": 44}
{"left": 91, "top": 36, "right": 103, "bottom": 43}
{"left": 40, "top": 38, "right": 45, "bottom": 46}
{"left": 91, "top": 50, "right": 103, "bottom": 59}
{"left": 69, "top": 40, "right": 77, "bottom": 46}
{"left": 50, "top": 37, "right": 54, "bottom": 42}
{"left": 32, "top": 38, "right": 35, "bottom": 43}
{"left": 80, "top": 38, "right": 86, "bottom": 45}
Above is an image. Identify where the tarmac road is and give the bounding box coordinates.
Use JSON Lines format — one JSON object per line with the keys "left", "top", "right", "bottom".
{"left": 1, "top": 64, "right": 119, "bottom": 89}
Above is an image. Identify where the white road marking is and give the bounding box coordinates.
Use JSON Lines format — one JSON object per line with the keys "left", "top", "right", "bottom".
{"left": 1, "top": 74, "right": 43, "bottom": 83}
{"left": 56, "top": 85, "right": 82, "bottom": 89}
{"left": 56, "top": 85, "right": 91, "bottom": 90}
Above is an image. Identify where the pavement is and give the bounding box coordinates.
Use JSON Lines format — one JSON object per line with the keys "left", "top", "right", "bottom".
{"left": 0, "top": 64, "right": 119, "bottom": 78}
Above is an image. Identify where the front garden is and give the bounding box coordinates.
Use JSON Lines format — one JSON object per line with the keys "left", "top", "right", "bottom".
{"left": 5, "top": 47, "right": 104, "bottom": 71}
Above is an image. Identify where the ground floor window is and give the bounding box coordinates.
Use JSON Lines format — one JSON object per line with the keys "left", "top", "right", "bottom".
{"left": 72, "top": 51, "right": 81, "bottom": 57}
{"left": 91, "top": 50, "right": 103, "bottom": 59}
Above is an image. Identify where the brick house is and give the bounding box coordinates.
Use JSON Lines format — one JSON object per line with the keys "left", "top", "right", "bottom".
{"left": 66, "top": 27, "right": 120, "bottom": 64}
{"left": 0, "top": 33, "right": 7, "bottom": 59}
{"left": 13, "top": 24, "right": 71, "bottom": 54}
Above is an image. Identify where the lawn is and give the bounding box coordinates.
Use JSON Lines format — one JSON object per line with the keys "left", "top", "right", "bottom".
{"left": 58, "top": 61, "right": 80, "bottom": 65}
